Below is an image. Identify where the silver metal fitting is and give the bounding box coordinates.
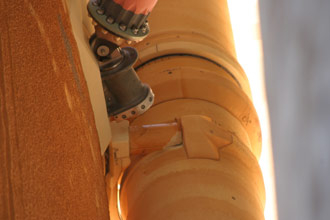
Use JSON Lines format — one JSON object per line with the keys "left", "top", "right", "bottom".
{"left": 141, "top": 25, "right": 148, "bottom": 34}
{"left": 97, "top": 45, "right": 110, "bottom": 57}
{"left": 106, "top": 16, "right": 115, "bottom": 24}
{"left": 96, "top": 8, "right": 105, "bottom": 15}
{"left": 119, "top": 24, "right": 127, "bottom": 31}
{"left": 132, "top": 27, "right": 139, "bottom": 35}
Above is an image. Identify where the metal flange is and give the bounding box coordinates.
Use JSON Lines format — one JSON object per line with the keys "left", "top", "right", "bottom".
{"left": 88, "top": 0, "right": 150, "bottom": 41}
{"left": 112, "top": 88, "right": 154, "bottom": 121}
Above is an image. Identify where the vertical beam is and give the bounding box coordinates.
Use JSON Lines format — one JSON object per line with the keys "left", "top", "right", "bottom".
{"left": 0, "top": 0, "right": 109, "bottom": 219}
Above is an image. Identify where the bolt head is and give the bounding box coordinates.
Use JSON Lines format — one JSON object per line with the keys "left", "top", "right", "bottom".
{"left": 106, "top": 16, "right": 114, "bottom": 24}
{"left": 96, "top": 8, "right": 104, "bottom": 15}
{"left": 132, "top": 28, "right": 139, "bottom": 35}
{"left": 97, "top": 45, "right": 110, "bottom": 57}
{"left": 141, "top": 26, "right": 148, "bottom": 34}
{"left": 119, "top": 24, "right": 127, "bottom": 31}
{"left": 141, "top": 22, "right": 149, "bottom": 34}
{"left": 92, "top": 0, "right": 99, "bottom": 6}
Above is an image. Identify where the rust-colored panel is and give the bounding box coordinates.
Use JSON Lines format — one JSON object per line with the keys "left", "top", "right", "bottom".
{"left": 0, "top": 0, "right": 109, "bottom": 219}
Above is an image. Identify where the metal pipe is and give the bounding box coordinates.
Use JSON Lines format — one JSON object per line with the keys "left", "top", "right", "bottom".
{"left": 117, "top": 0, "right": 265, "bottom": 219}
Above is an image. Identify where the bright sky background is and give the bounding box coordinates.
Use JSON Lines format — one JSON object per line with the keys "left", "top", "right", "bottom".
{"left": 227, "top": 1, "right": 278, "bottom": 220}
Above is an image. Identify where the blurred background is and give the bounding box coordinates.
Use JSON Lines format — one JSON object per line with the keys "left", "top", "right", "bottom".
{"left": 228, "top": 0, "right": 330, "bottom": 219}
